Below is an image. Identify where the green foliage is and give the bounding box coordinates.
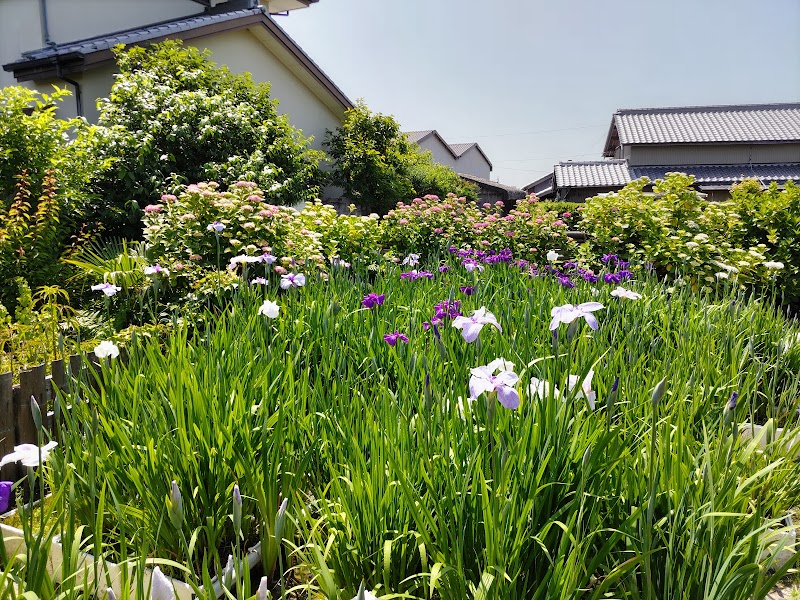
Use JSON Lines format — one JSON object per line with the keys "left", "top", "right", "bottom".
{"left": 406, "top": 150, "right": 479, "bottom": 202}
{"left": 0, "top": 173, "right": 64, "bottom": 312}
{"left": 730, "top": 179, "right": 800, "bottom": 305}
{"left": 325, "top": 101, "right": 476, "bottom": 214}
{"left": 0, "top": 87, "right": 100, "bottom": 312}
{"left": 141, "top": 181, "right": 382, "bottom": 278}
{"left": 580, "top": 173, "right": 785, "bottom": 295}
{"left": 0, "top": 86, "right": 94, "bottom": 209}
{"left": 53, "top": 260, "right": 800, "bottom": 599}
{"left": 91, "top": 40, "right": 324, "bottom": 237}
{"left": 382, "top": 194, "right": 576, "bottom": 259}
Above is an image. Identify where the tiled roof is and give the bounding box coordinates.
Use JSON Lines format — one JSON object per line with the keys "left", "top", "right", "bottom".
{"left": 629, "top": 163, "right": 800, "bottom": 186}
{"left": 405, "top": 130, "right": 435, "bottom": 144}
{"left": 611, "top": 103, "right": 800, "bottom": 146}
{"left": 449, "top": 142, "right": 477, "bottom": 157}
{"left": 554, "top": 160, "right": 632, "bottom": 187}
{"left": 13, "top": 8, "right": 265, "bottom": 62}
{"left": 458, "top": 173, "right": 526, "bottom": 199}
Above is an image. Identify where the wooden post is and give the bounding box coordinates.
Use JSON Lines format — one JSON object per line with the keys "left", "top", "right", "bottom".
{"left": 17, "top": 365, "right": 46, "bottom": 447}
{"left": 0, "top": 373, "right": 15, "bottom": 482}
{"left": 49, "top": 359, "right": 66, "bottom": 441}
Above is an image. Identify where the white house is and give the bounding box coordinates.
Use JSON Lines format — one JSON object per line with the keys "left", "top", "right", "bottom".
{"left": 406, "top": 129, "right": 493, "bottom": 180}
{"left": 0, "top": 0, "right": 351, "bottom": 155}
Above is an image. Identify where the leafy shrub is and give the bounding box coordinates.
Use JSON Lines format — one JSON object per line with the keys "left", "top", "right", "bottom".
{"left": 580, "top": 173, "right": 784, "bottom": 294}
{"left": 382, "top": 194, "right": 576, "bottom": 260}
{"left": 325, "top": 101, "right": 477, "bottom": 214}
{"left": 537, "top": 200, "right": 583, "bottom": 229}
{"left": 731, "top": 179, "right": 800, "bottom": 305}
{"left": 0, "top": 173, "right": 63, "bottom": 312}
{"left": 142, "top": 181, "right": 382, "bottom": 276}
{"left": 0, "top": 87, "right": 101, "bottom": 312}
{"left": 91, "top": 41, "right": 324, "bottom": 238}
{"left": 0, "top": 86, "right": 96, "bottom": 209}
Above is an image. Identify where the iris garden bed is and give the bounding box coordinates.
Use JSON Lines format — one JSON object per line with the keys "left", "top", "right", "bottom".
{"left": 9, "top": 247, "right": 800, "bottom": 599}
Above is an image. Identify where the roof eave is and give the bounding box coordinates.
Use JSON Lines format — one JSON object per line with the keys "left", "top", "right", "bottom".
{"left": 2, "top": 11, "right": 353, "bottom": 115}
{"left": 602, "top": 115, "right": 619, "bottom": 157}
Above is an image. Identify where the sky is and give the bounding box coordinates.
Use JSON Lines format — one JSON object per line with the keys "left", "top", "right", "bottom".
{"left": 277, "top": 0, "right": 800, "bottom": 188}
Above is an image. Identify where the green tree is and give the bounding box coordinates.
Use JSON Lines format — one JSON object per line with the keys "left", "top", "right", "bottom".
{"left": 91, "top": 40, "right": 324, "bottom": 237}
{"left": 325, "top": 101, "right": 476, "bottom": 214}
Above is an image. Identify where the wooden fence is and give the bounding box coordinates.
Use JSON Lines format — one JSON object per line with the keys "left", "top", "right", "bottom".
{"left": 0, "top": 354, "right": 95, "bottom": 482}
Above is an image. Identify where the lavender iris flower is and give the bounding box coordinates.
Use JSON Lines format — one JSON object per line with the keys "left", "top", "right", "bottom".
{"left": 469, "top": 358, "right": 520, "bottom": 410}
{"left": 91, "top": 282, "right": 122, "bottom": 297}
{"left": 280, "top": 273, "right": 306, "bottom": 289}
{"left": 460, "top": 286, "right": 475, "bottom": 296}
{"left": 452, "top": 306, "right": 502, "bottom": 343}
{"left": 549, "top": 302, "right": 605, "bottom": 331}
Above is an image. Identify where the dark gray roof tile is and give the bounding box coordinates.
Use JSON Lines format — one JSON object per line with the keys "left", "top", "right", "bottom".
{"left": 554, "top": 160, "right": 632, "bottom": 187}
{"left": 613, "top": 103, "right": 800, "bottom": 145}
{"left": 14, "top": 7, "right": 265, "bottom": 63}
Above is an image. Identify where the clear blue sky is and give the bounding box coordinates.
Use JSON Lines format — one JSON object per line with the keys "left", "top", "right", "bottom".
{"left": 277, "top": 0, "right": 800, "bottom": 188}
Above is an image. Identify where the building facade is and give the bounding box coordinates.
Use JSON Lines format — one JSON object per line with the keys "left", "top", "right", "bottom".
{"left": 406, "top": 129, "right": 493, "bottom": 180}
{"left": 1, "top": 0, "right": 348, "bottom": 154}
{"left": 526, "top": 103, "right": 800, "bottom": 201}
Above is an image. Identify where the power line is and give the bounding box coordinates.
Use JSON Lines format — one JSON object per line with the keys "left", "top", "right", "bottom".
{"left": 449, "top": 123, "right": 607, "bottom": 140}
{"left": 494, "top": 151, "right": 599, "bottom": 163}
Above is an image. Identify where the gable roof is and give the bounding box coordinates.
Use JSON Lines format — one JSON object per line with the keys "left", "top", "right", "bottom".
{"left": 525, "top": 160, "right": 800, "bottom": 194}
{"left": 3, "top": 6, "right": 353, "bottom": 115}
{"left": 449, "top": 142, "right": 493, "bottom": 170}
{"left": 603, "top": 103, "right": 800, "bottom": 156}
{"left": 458, "top": 173, "right": 525, "bottom": 200}
{"left": 405, "top": 130, "right": 436, "bottom": 144}
{"left": 405, "top": 131, "right": 493, "bottom": 169}
{"left": 554, "top": 160, "right": 632, "bottom": 188}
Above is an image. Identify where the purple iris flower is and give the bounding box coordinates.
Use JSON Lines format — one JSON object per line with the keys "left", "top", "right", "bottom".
{"left": 0, "top": 481, "right": 11, "bottom": 513}
{"left": 362, "top": 293, "right": 385, "bottom": 309}
{"left": 617, "top": 270, "right": 633, "bottom": 280}
{"left": 601, "top": 254, "right": 618, "bottom": 264}
{"left": 563, "top": 261, "right": 578, "bottom": 270}
{"left": 558, "top": 276, "right": 575, "bottom": 289}
{"left": 400, "top": 270, "right": 434, "bottom": 281}
{"left": 727, "top": 391, "right": 738, "bottom": 411}
{"left": 384, "top": 331, "right": 409, "bottom": 346}
{"left": 434, "top": 300, "right": 462, "bottom": 320}
{"left": 460, "top": 286, "right": 475, "bottom": 296}
{"left": 603, "top": 273, "right": 622, "bottom": 284}
{"left": 583, "top": 272, "right": 599, "bottom": 283}
{"left": 438, "top": 265, "right": 449, "bottom": 273}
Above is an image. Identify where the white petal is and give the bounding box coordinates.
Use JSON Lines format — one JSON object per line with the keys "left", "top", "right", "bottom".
{"left": 151, "top": 566, "right": 175, "bottom": 600}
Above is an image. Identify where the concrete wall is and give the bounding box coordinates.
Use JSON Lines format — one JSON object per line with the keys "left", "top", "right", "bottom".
{"left": 627, "top": 143, "right": 800, "bottom": 166}
{"left": 455, "top": 146, "right": 491, "bottom": 179}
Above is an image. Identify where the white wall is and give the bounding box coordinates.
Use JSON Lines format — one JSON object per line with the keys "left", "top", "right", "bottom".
{"left": 455, "top": 146, "right": 491, "bottom": 179}
{"left": 199, "top": 28, "right": 342, "bottom": 151}
{"left": 417, "top": 137, "right": 492, "bottom": 179}
{"left": 0, "top": 0, "right": 43, "bottom": 88}
{"left": 417, "top": 136, "right": 459, "bottom": 171}
{"left": 45, "top": 0, "right": 200, "bottom": 45}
